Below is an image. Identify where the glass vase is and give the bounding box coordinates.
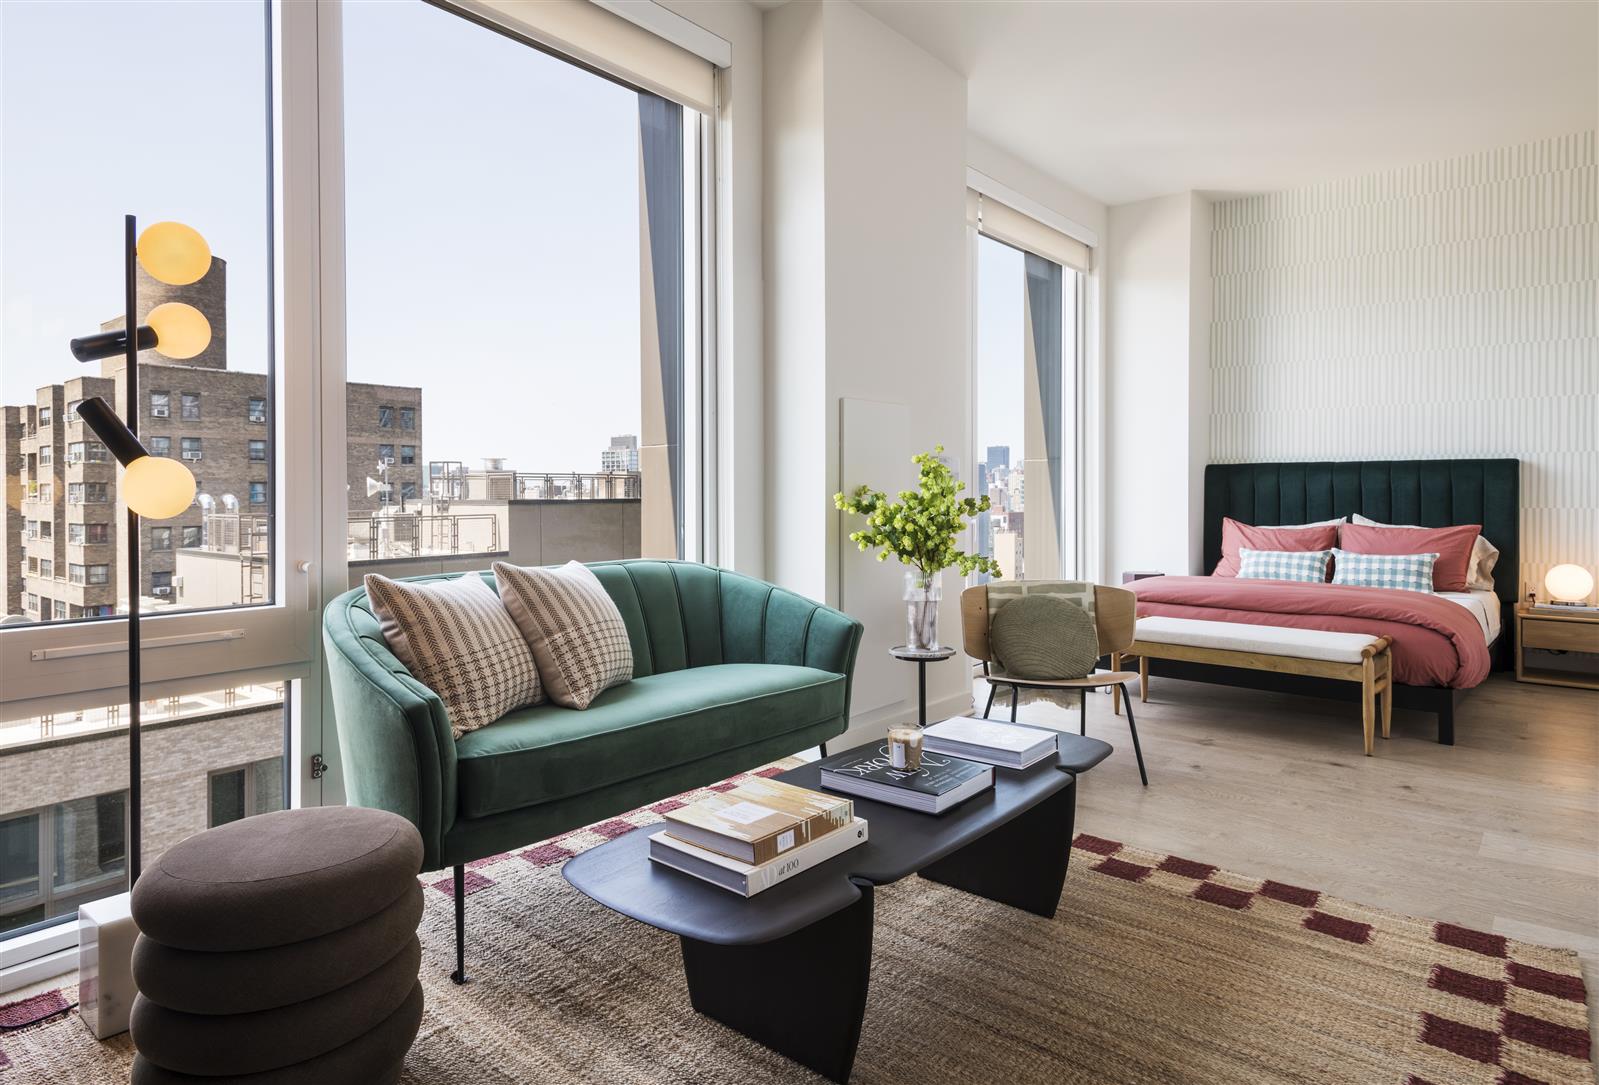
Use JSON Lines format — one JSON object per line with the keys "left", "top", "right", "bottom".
{"left": 904, "top": 570, "right": 942, "bottom": 652}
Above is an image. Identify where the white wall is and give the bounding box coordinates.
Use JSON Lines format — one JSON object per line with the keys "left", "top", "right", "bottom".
{"left": 1211, "top": 131, "right": 1598, "bottom": 591}
{"left": 1105, "top": 192, "right": 1213, "bottom": 579}
{"left": 765, "top": 0, "right": 972, "bottom": 738}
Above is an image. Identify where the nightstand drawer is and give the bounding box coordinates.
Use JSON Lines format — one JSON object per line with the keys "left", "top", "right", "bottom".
{"left": 1521, "top": 618, "right": 1599, "bottom": 653}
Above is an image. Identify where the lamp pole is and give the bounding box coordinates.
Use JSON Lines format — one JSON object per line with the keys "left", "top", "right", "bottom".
{"left": 72, "top": 215, "right": 206, "bottom": 889}
{"left": 122, "top": 213, "right": 144, "bottom": 885}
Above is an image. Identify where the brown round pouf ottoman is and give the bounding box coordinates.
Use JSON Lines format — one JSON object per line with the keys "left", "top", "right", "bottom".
{"left": 129, "top": 807, "right": 424, "bottom": 1084}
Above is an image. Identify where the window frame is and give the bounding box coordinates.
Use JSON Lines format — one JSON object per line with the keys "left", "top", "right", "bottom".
{"left": 0, "top": 0, "right": 321, "bottom": 774}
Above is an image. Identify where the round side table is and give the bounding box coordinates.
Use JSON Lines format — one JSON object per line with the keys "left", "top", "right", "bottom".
{"left": 889, "top": 645, "right": 957, "bottom": 727}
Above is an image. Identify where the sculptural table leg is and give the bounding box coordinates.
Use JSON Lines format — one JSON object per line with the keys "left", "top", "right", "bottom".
{"left": 918, "top": 778, "right": 1077, "bottom": 918}
{"left": 679, "top": 881, "right": 874, "bottom": 1083}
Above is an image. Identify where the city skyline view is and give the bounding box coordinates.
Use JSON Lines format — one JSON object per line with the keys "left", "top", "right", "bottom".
{"left": 3, "top": 0, "right": 645, "bottom": 475}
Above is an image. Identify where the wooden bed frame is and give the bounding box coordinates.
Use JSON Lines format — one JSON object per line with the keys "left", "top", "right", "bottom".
{"left": 1138, "top": 459, "right": 1521, "bottom": 746}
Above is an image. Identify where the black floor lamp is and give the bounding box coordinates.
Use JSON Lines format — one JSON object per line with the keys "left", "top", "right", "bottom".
{"left": 69, "top": 215, "right": 209, "bottom": 884}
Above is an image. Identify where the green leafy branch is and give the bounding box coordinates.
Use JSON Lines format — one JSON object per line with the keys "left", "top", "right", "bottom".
{"left": 833, "top": 446, "right": 1003, "bottom": 580}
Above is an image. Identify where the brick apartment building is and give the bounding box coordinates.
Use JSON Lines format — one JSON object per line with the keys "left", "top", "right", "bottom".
{"left": 0, "top": 257, "right": 422, "bottom": 620}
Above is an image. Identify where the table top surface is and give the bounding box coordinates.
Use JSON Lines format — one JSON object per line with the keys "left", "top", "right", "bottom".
{"left": 563, "top": 732, "right": 1112, "bottom": 946}
{"left": 889, "top": 645, "right": 958, "bottom": 661}
{"left": 1516, "top": 603, "right": 1599, "bottom": 624}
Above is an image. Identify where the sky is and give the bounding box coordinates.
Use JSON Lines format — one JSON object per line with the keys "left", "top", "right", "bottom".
{"left": 975, "top": 234, "right": 1025, "bottom": 474}
{"left": 3, "top": 0, "right": 643, "bottom": 475}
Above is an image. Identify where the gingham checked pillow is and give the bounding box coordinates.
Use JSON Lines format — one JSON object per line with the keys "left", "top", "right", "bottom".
{"left": 1330, "top": 548, "right": 1438, "bottom": 593}
{"left": 363, "top": 573, "right": 544, "bottom": 739}
{"left": 1236, "top": 547, "right": 1333, "bottom": 584}
{"left": 493, "top": 560, "right": 633, "bottom": 709}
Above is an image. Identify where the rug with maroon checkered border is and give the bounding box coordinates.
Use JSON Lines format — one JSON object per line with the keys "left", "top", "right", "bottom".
{"left": 2, "top": 763, "right": 1591, "bottom": 1084}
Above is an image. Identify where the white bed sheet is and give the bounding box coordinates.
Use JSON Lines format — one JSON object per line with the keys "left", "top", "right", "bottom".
{"left": 1437, "top": 589, "right": 1501, "bottom": 645}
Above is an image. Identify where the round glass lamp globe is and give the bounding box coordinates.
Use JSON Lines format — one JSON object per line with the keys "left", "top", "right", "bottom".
{"left": 1544, "top": 564, "right": 1595, "bottom": 603}
{"left": 137, "top": 222, "right": 211, "bottom": 286}
{"left": 124, "top": 456, "right": 197, "bottom": 520}
{"left": 146, "top": 303, "right": 212, "bottom": 360}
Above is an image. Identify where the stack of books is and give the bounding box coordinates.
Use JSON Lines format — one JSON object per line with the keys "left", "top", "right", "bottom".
{"left": 648, "top": 777, "right": 867, "bottom": 897}
{"left": 922, "top": 716, "right": 1060, "bottom": 769}
{"left": 817, "top": 743, "right": 993, "bottom": 814}
{"left": 1530, "top": 602, "right": 1599, "bottom": 616}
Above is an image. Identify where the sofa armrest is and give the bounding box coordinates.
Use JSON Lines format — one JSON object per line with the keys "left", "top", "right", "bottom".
{"left": 322, "top": 594, "right": 457, "bottom": 871}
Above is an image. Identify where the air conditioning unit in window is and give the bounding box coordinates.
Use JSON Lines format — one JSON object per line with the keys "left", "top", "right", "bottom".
{"left": 152, "top": 406, "right": 170, "bottom": 417}
{"left": 152, "top": 586, "right": 172, "bottom": 596}
{"left": 182, "top": 451, "right": 203, "bottom": 461}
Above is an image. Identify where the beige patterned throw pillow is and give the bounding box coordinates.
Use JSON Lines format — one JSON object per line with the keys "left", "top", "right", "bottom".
{"left": 492, "top": 560, "right": 633, "bottom": 709}
{"left": 363, "top": 573, "right": 544, "bottom": 739}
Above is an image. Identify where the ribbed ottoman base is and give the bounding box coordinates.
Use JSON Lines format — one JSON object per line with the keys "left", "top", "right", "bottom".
{"left": 130, "top": 981, "right": 421, "bottom": 1085}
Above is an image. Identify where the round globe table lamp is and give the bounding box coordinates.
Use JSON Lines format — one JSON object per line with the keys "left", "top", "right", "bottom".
{"left": 1545, "top": 564, "right": 1595, "bottom": 606}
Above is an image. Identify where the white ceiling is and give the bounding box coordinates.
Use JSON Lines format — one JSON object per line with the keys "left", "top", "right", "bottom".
{"left": 852, "top": 0, "right": 1599, "bottom": 206}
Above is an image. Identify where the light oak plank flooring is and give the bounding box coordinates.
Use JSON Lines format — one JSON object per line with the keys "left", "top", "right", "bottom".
{"left": 984, "top": 671, "right": 1599, "bottom": 1056}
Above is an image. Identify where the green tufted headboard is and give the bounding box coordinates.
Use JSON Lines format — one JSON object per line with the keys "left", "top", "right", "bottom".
{"left": 1202, "top": 460, "right": 1521, "bottom": 613}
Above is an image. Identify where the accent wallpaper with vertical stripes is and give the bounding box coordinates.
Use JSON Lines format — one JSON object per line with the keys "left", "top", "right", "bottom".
{"left": 1211, "top": 131, "right": 1597, "bottom": 594}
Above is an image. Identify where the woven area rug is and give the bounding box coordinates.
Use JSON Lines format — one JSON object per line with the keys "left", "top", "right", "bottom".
{"left": 2, "top": 760, "right": 1592, "bottom": 1084}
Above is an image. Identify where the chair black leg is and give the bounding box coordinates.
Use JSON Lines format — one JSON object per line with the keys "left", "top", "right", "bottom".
{"left": 1118, "top": 684, "right": 1149, "bottom": 787}
{"left": 982, "top": 685, "right": 996, "bottom": 719}
{"left": 1079, "top": 691, "right": 1087, "bottom": 736}
{"left": 1009, "top": 688, "right": 1019, "bottom": 722}
{"left": 450, "top": 864, "right": 469, "bottom": 985}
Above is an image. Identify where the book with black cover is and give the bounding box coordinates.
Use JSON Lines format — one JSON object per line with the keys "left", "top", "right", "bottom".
{"left": 817, "top": 742, "right": 994, "bottom": 814}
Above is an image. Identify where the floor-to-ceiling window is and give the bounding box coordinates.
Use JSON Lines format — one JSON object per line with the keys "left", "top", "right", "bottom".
{"left": 0, "top": 0, "right": 305, "bottom": 976}
{"left": 970, "top": 191, "right": 1086, "bottom": 582}
{"left": 0, "top": 0, "right": 720, "bottom": 988}
{"left": 340, "top": 0, "right": 706, "bottom": 578}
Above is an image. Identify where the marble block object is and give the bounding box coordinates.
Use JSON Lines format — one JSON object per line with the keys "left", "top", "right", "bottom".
{"left": 80, "top": 892, "right": 138, "bottom": 1040}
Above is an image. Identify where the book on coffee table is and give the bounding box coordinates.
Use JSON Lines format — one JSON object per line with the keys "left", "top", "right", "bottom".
{"left": 661, "top": 777, "right": 854, "bottom": 864}
{"left": 921, "top": 717, "right": 1060, "bottom": 769}
{"left": 648, "top": 817, "right": 869, "bottom": 897}
{"left": 816, "top": 743, "right": 993, "bottom": 814}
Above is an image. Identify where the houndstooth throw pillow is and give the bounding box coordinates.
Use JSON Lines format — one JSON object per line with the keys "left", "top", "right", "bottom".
{"left": 1236, "top": 547, "right": 1333, "bottom": 584}
{"left": 363, "top": 573, "right": 544, "bottom": 740}
{"left": 1330, "top": 548, "right": 1439, "bottom": 594}
{"left": 492, "top": 560, "right": 634, "bottom": 709}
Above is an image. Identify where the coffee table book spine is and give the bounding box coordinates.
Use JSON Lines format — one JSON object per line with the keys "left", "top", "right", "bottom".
{"left": 661, "top": 783, "right": 854, "bottom": 865}
{"left": 648, "top": 818, "right": 869, "bottom": 897}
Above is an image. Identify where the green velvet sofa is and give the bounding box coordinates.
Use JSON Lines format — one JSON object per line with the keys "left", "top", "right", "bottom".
{"left": 322, "top": 559, "right": 863, "bottom": 981}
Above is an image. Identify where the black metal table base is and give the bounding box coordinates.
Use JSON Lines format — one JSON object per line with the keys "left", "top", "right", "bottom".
{"left": 678, "top": 784, "right": 1078, "bottom": 1081}
{"left": 919, "top": 780, "right": 1076, "bottom": 917}
{"left": 680, "top": 879, "right": 875, "bottom": 1084}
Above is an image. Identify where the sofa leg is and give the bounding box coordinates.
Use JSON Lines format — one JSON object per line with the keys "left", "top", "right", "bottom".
{"left": 450, "top": 864, "right": 468, "bottom": 985}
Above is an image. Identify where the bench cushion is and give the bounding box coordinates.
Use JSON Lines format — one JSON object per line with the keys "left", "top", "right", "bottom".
{"left": 1134, "top": 616, "right": 1380, "bottom": 664}
{"left": 454, "top": 664, "right": 846, "bottom": 819}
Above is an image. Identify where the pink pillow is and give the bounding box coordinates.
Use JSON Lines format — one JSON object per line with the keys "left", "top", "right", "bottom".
{"left": 1338, "top": 522, "right": 1481, "bottom": 592}
{"left": 1215, "top": 518, "right": 1340, "bottom": 577}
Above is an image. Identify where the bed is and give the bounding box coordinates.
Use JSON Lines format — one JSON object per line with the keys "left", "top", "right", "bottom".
{"left": 1129, "top": 459, "right": 1520, "bottom": 745}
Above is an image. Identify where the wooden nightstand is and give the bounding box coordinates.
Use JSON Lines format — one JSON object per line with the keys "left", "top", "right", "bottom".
{"left": 1515, "top": 604, "right": 1599, "bottom": 690}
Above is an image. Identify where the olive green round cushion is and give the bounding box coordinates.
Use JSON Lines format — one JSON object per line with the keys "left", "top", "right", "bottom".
{"left": 990, "top": 594, "right": 1099, "bottom": 680}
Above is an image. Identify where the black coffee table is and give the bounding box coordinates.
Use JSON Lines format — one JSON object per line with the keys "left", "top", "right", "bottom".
{"left": 563, "top": 733, "right": 1112, "bottom": 1082}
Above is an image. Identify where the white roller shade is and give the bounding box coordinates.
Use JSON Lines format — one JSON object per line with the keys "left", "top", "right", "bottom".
{"left": 966, "top": 189, "right": 1092, "bottom": 273}
{"left": 448, "top": 0, "right": 719, "bottom": 113}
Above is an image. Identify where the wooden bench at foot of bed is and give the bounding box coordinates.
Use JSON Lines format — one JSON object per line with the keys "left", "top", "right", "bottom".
{"left": 1119, "top": 617, "right": 1393, "bottom": 755}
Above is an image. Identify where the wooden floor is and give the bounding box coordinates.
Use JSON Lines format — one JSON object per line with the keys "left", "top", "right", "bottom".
{"left": 986, "top": 670, "right": 1599, "bottom": 1052}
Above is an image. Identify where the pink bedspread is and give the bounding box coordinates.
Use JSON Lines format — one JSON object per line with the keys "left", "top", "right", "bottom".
{"left": 1130, "top": 576, "right": 1492, "bottom": 688}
